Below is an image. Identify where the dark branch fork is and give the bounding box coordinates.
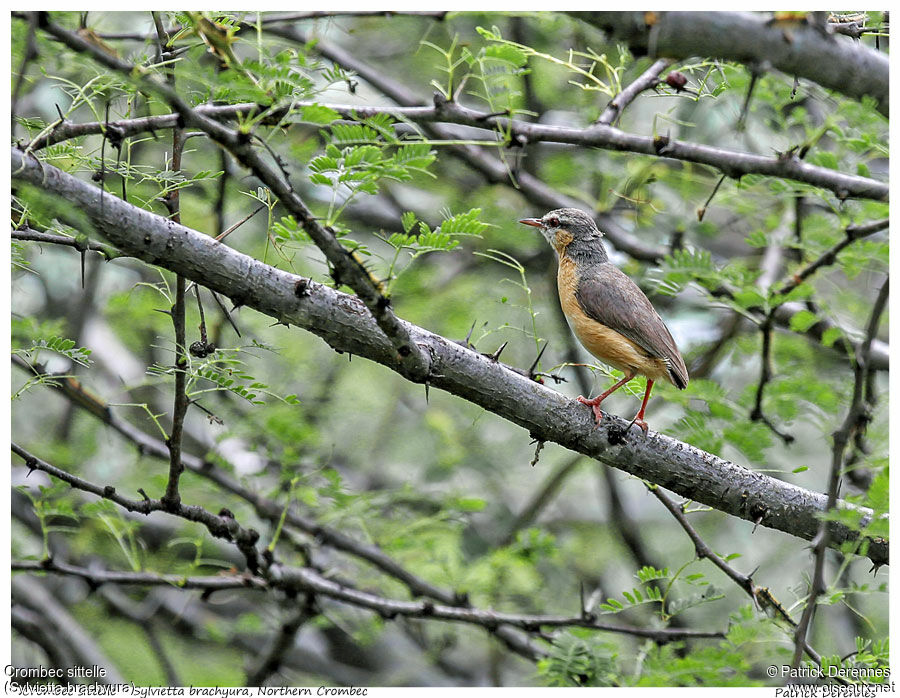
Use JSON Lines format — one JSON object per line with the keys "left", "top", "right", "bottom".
{"left": 597, "top": 58, "right": 674, "bottom": 126}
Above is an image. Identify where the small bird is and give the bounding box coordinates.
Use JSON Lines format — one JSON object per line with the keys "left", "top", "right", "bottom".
{"left": 520, "top": 208, "right": 688, "bottom": 433}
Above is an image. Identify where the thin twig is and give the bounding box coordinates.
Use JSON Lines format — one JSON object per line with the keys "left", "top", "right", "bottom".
{"left": 14, "top": 557, "right": 722, "bottom": 644}
{"left": 597, "top": 58, "right": 672, "bottom": 126}
{"left": 501, "top": 455, "right": 583, "bottom": 546}
{"left": 12, "top": 226, "right": 120, "bottom": 259}
{"left": 12, "top": 442, "right": 262, "bottom": 572}
{"left": 748, "top": 224, "right": 796, "bottom": 442}
{"left": 23, "top": 95, "right": 887, "bottom": 203}
{"left": 249, "top": 11, "right": 449, "bottom": 24}
{"left": 245, "top": 604, "right": 317, "bottom": 686}
{"left": 647, "top": 484, "right": 834, "bottom": 674}
{"left": 274, "top": 564, "right": 725, "bottom": 641}
{"left": 749, "top": 316, "right": 794, "bottom": 444}
{"left": 215, "top": 204, "right": 266, "bottom": 242}
{"left": 161, "top": 131, "right": 188, "bottom": 508}
{"left": 11, "top": 12, "right": 39, "bottom": 132}
{"left": 774, "top": 218, "right": 889, "bottom": 298}
{"left": 13, "top": 559, "right": 266, "bottom": 591}
{"left": 697, "top": 174, "right": 727, "bottom": 222}
{"left": 790, "top": 277, "right": 888, "bottom": 669}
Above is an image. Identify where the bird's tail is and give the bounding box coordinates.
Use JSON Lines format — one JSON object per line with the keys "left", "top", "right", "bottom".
{"left": 667, "top": 354, "right": 689, "bottom": 390}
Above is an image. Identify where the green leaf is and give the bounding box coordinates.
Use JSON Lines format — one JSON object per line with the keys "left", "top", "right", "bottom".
{"left": 537, "top": 634, "right": 618, "bottom": 687}
{"left": 300, "top": 104, "right": 342, "bottom": 124}
{"left": 811, "top": 151, "right": 839, "bottom": 170}
{"left": 15, "top": 335, "right": 93, "bottom": 367}
{"left": 667, "top": 586, "right": 725, "bottom": 617}
{"left": 329, "top": 123, "right": 380, "bottom": 146}
{"left": 744, "top": 229, "right": 769, "bottom": 248}
{"left": 732, "top": 289, "right": 765, "bottom": 310}
{"left": 437, "top": 208, "right": 490, "bottom": 236}
{"left": 789, "top": 310, "right": 818, "bottom": 332}
{"left": 401, "top": 211, "right": 417, "bottom": 233}
{"left": 452, "top": 497, "right": 486, "bottom": 512}
{"left": 636, "top": 566, "right": 670, "bottom": 583}
{"left": 821, "top": 326, "right": 842, "bottom": 347}
{"left": 309, "top": 155, "right": 338, "bottom": 172}
{"left": 485, "top": 43, "right": 527, "bottom": 67}
{"left": 393, "top": 143, "right": 436, "bottom": 170}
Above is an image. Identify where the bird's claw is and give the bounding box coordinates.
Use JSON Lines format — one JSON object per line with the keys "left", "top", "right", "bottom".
{"left": 627, "top": 417, "right": 650, "bottom": 436}
{"left": 576, "top": 395, "right": 605, "bottom": 426}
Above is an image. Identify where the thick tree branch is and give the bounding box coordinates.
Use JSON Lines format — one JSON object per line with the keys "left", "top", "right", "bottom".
{"left": 25, "top": 98, "right": 892, "bottom": 353}
{"left": 11, "top": 148, "right": 886, "bottom": 567}
{"left": 573, "top": 11, "right": 889, "bottom": 117}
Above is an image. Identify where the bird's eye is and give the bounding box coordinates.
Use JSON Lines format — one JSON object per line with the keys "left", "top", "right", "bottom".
{"left": 547, "top": 217, "right": 559, "bottom": 228}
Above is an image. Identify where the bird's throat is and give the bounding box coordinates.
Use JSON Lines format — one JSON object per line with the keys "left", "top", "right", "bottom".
{"left": 552, "top": 230, "right": 574, "bottom": 255}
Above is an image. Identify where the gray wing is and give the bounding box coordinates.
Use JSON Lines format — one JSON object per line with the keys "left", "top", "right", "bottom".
{"left": 575, "top": 264, "right": 689, "bottom": 389}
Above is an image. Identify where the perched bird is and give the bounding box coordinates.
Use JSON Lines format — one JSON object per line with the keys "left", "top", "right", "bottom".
{"left": 519, "top": 208, "right": 688, "bottom": 433}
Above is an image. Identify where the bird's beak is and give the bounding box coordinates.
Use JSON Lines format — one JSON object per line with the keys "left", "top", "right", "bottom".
{"left": 519, "top": 218, "right": 542, "bottom": 228}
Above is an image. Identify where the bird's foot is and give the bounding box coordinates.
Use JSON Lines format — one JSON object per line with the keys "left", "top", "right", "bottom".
{"left": 576, "top": 395, "right": 605, "bottom": 425}
{"left": 627, "top": 415, "right": 650, "bottom": 435}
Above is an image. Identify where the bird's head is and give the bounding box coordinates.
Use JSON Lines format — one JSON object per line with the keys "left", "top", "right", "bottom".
{"left": 519, "top": 208, "right": 605, "bottom": 257}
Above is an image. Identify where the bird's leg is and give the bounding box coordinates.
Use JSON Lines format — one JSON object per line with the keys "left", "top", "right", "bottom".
{"left": 627, "top": 379, "right": 654, "bottom": 435}
{"left": 577, "top": 372, "right": 634, "bottom": 425}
